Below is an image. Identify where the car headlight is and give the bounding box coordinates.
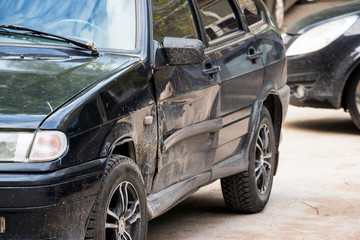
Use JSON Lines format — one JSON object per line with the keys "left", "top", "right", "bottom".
{"left": 0, "top": 131, "right": 67, "bottom": 163}
{"left": 286, "top": 15, "right": 358, "bottom": 56}
{"left": 0, "top": 132, "right": 34, "bottom": 162}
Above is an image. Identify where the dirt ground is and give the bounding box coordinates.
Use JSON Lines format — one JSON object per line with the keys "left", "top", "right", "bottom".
{"left": 148, "top": 1, "right": 360, "bottom": 239}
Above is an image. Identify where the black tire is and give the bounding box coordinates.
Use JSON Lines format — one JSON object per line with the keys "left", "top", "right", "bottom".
{"left": 221, "top": 107, "right": 276, "bottom": 213}
{"left": 85, "top": 155, "right": 147, "bottom": 240}
{"left": 346, "top": 75, "right": 360, "bottom": 130}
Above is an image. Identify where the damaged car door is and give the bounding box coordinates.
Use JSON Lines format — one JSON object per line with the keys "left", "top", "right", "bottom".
{"left": 151, "top": 0, "right": 221, "bottom": 193}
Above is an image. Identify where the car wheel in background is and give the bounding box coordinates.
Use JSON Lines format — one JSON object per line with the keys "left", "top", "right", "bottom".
{"left": 346, "top": 74, "right": 360, "bottom": 130}
{"left": 221, "top": 107, "right": 276, "bottom": 213}
{"left": 85, "top": 155, "right": 147, "bottom": 240}
{"left": 273, "top": 0, "right": 285, "bottom": 29}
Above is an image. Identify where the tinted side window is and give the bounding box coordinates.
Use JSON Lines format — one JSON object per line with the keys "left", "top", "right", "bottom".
{"left": 152, "top": 0, "right": 198, "bottom": 42}
{"left": 196, "top": 0, "right": 240, "bottom": 42}
{"left": 238, "top": 0, "right": 262, "bottom": 26}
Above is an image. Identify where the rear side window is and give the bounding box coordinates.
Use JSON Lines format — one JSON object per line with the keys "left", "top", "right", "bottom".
{"left": 196, "top": 0, "right": 241, "bottom": 42}
{"left": 152, "top": 0, "right": 198, "bottom": 42}
{"left": 238, "top": 0, "right": 262, "bottom": 26}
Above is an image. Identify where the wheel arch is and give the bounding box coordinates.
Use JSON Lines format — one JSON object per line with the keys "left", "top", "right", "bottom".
{"left": 263, "top": 93, "right": 282, "bottom": 175}
{"left": 108, "top": 137, "right": 137, "bottom": 164}
{"left": 341, "top": 62, "right": 360, "bottom": 111}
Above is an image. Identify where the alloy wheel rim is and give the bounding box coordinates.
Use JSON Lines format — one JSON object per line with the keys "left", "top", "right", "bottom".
{"left": 356, "top": 80, "right": 360, "bottom": 115}
{"left": 105, "top": 181, "right": 141, "bottom": 240}
{"left": 275, "top": 0, "right": 284, "bottom": 28}
{"left": 254, "top": 124, "right": 272, "bottom": 195}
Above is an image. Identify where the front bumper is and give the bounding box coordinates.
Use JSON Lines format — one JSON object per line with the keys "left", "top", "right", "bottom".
{"left": 286, "top": 50, "right": 340, "bottom": 109}
{"left": 285, "top": 35, "right": 358, "bottom": 110}
{"left": 287, "top": 70, "right": 336, "bottom": 108}
{"left": 0, "top": 158, "right": 106, "bottom": 239}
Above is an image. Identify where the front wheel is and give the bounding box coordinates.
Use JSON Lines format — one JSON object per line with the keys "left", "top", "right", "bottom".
{"left": 85, "top": 155, "right": 148, "bottom": 240}
{"left": 221, "top": 107, "right": 276, "bottom": 213}
{"left": 346, "top": 75, "right": 360, "bottom": 130}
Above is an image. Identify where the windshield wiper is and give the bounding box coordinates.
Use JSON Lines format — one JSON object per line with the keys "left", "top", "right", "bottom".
{"left": 0, "top": 25, "right": 99, "bottom": 56}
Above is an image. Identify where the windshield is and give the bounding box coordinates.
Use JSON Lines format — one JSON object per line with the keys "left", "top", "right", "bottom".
{"left": 0, "top": 0, "right": 136, "bottom": 50}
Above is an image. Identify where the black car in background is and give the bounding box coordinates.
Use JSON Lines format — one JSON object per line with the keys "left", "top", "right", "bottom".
{"left": 283, "top": 1, "right": 360, "bottom": 130}
{"left": 0, "top": 0, "right": 289, "bottom": 239}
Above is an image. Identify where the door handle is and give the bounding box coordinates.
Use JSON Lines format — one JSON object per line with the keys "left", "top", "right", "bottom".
{"left": 202, "top": 65, "right": 221, "bottom": 75}
{"left": 246, "top": 51, "right": 263, "bottom": 61}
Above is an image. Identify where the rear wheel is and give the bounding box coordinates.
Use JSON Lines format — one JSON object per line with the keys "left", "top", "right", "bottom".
{"left": 85, "top": 155, "right": 147, "bottom": 240}
{"left": 346, "top": 75, "right": 360, "bottom": 130}
{"left": 221, "top": 107, "right": 276, "bottom": 213}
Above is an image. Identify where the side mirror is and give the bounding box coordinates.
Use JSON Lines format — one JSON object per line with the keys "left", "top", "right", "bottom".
{"left": 156, "top": 37, "right": 205, "bottom": 67}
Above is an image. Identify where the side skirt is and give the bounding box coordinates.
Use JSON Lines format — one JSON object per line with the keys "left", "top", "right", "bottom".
{"left": 146, "top": 153, "right": 248, "bottom": 220}
{"left": 211, "top": 153, "right": 248, "bottom": 181}
{"left": 147, "top": 171, "right": 211, "bottom": 220}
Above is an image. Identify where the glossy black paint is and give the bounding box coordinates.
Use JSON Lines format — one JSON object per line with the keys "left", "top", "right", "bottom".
{"left": 0, "top": 0, "right": 289, "bottom": 238}
{"left": 284, "top": 1, "right": 360, "bottom": 109}
{"left": 0, "top": 47, "right": 134, "bottom": 123}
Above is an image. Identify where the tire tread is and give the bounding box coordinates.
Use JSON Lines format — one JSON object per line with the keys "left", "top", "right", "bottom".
{"left": 221, "top": 172, "right": 258, "bottom": 213}
{"left": 85, "top": 155, "right": 138, "bottom": 240}
{"left": 220, "top": 106, "right": 275, "bottom": 214}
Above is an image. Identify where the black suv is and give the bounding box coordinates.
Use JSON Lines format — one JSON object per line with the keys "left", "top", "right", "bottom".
{"left": 0, "top": 0, "right": 289, "bottom": 239}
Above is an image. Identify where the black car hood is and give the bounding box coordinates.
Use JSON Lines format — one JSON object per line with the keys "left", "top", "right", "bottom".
{"left": 286, "top": 1, "right": 360, "bottom": 35}
{"left": 0, "top": 51, "right": 138, "bottom": 129}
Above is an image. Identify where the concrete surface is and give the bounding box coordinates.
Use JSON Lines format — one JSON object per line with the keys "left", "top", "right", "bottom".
{"left": 148, "top": 1, "right": 360, "bottom": 239}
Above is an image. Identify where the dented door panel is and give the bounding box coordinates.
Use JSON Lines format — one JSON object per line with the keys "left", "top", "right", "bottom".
{"left": 152, "top": 56, "right": 221, "bottom": 193}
